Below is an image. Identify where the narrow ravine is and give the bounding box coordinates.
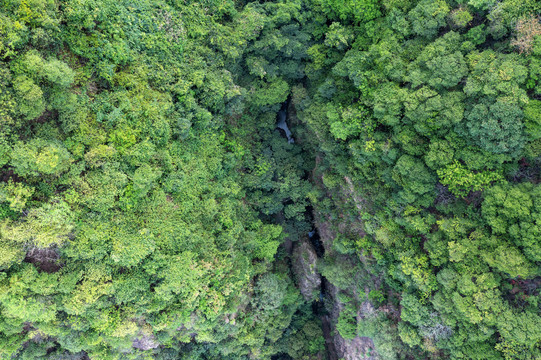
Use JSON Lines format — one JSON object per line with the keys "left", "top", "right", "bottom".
{"left": 276, "top": 101, "right": 338, "bottom": 360}
{"left": 308, "top": 226, "right": 338, "bottom": 360}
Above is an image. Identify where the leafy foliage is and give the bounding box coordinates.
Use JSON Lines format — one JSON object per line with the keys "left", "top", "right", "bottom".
{"left": 1, "top": 0, "right": 541, "bottom": 359}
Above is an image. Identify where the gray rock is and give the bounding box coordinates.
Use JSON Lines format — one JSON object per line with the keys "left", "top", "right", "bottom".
{"left": 132, "top": 334, "right": 159, "bottom": 351}
{"left": 292, "top": 239, "right": 321, "bottom": 301}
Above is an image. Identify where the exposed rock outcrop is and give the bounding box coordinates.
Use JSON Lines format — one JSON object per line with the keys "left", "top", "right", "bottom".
{"left": 25, "top": 246, "right": 61, "bottom": 273}
{"left": 292, "top": 238, "right": 321, "bottom": 301}
{"left": 315, "top": 214, "right": 378, "bottom": 360}
{"left": 327, "top": 281, "right": 377, "bottom": 360}
{"left": 132, "top": 334, "right": 159, "bottom": 351}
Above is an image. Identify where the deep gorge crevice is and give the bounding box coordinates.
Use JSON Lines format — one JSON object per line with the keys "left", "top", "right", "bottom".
{"left": 274, "top": 99, "right": 341, "bottom": 360}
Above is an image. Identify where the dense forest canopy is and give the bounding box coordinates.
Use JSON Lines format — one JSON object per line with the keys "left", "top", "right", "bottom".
{"left": 0, "top": 0, "right": 540, "bottom": 359}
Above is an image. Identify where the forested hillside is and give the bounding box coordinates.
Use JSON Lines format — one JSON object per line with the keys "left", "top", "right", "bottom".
{"left": 0, "top": 0, "right": 540, "bottom": 359}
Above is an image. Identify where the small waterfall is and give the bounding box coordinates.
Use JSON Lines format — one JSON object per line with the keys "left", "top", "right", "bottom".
{"left": 276, "top": 103, "right": 294, "bottom": 144}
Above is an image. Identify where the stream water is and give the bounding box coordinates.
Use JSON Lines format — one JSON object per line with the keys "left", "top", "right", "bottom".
{"left": 276, "top": 102, "right": 294, "bottom": 144}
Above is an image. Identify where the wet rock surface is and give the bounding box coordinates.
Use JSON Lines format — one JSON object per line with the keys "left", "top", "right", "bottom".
{"left": 276, "top": 102, "right": 294, "bottom": 144}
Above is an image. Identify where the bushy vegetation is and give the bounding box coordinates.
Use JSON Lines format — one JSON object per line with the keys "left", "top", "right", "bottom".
{"left": 0, "top": 0, "right": 540, "bottom": 359}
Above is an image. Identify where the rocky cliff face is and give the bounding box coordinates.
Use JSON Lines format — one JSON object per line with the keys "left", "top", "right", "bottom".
{"left": 326, "top": 280, "right": 377, "bottom": 360}
{"left": 315, "top": 215, "right": 378, "bottom": 360}
{"left": 292, "top": 238, "right": 321, "bottom": 302}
